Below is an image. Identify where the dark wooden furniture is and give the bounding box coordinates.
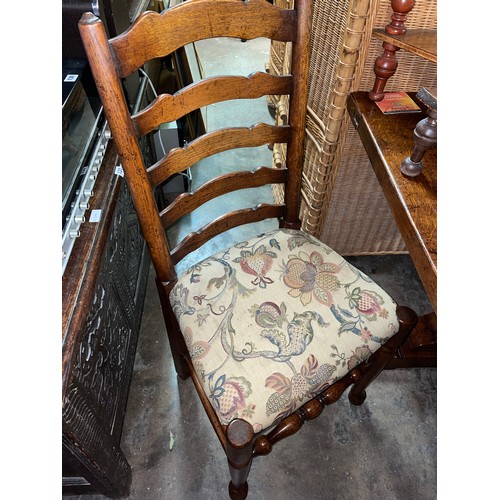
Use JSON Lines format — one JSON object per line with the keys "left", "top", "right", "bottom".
{"left": 348, "top": 91, "right": 436, "bottom": 367}
{"left": 61, "top": 1, "right": 175, "bottom": 494}
{"left": 62, "top": 141, "right": 150, "bottom": 496}
{"left": 369, "top": 0, "right": 437, "bottom": 102}
{"left": 79, "top": 1, "right": 418, "bottom": 498}
{"left": 400, "top": 86, "right": 437, "bottom": 177}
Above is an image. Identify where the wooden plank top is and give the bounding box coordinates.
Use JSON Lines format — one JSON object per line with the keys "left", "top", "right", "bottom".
{"left": 347, "top": 92, "right": 437, "bottom": 311}
{"left": 372, "top": 28, "right": 437, "bottom": 63}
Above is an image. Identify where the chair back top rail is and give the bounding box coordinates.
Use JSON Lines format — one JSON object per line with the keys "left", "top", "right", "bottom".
{"left": 110, "top": 0, "right": 297, "bottom": 78}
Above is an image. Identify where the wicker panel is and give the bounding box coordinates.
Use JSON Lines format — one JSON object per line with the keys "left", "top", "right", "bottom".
{"left": 269, "top": 0, "right": 437, "bottom": 255}
{"left": 301, "top": 0, "right": 373, "bottom": 239}
{"left": 307, "top": 0, "right": 350, "bottom": 123}
{"left": 318, "top": 0, "right": 437, "bottom": 254}
{"left": 320, "top": 124, "right": 406, "bottom": 254}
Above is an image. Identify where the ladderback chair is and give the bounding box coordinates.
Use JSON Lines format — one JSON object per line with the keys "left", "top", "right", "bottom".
{"left": 79, "top": 1, "right": 418, "bottom": 498}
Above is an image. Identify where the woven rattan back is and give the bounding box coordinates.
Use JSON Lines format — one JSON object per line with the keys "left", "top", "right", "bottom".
{"left": 79, "top": 0, "right": 313, "bottom": 284}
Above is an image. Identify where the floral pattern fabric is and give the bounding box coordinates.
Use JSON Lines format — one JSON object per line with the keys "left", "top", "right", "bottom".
{"left": 170, "top": 229, "right": 399, "bottom": 433}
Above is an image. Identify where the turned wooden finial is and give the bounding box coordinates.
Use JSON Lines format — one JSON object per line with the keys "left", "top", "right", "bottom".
{"left": 386, "top": 0, "right": 416, "bottom": 35}
{"left": 369, "top": 0, "right": 417, "bottom": 100}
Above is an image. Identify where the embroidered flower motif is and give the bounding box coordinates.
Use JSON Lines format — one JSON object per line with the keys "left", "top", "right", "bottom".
{"left": 378, "top": 309, "right": 389, "bottom": 319}
{"left": 361, "top": 327, "right": 372, "bottom": 343}
{"left": 190, "top": 273, "right": 201, "bottom": 284}
{"left": 347, "top": 345, "right": 373, "bottom": 370}
{"left": 240, "top": 403, "right": 256, "bottom": 419}
{"left": 265, "top": 355, "right": 335, "bottom": 422}
{"left": 183, "top": 327, "right": 211, "bottom": 360}
{"left": 196, "top": 311, "right": 209, "bottom": 326}
{"left": 193, "top": 294, "right": 206, "bottom": 305}
{"left": 210, "top": 375, "right": 252, "bottom": 422}
{"left": 170, "top": 284, "right": 195, "bottom": 317}
{"left": 348, "top": 288, "right": 388, "bottom": 320}
{"left": 233, "top": 245, "right": 277, "bottom": 288}
{"left": 250, "top": 301, "right": 287, "bottom": 328}
{"left": 282, "top": 251, "right": 341, "bottom": 306}
{"left": 253, "top": 309, "right": 327, "bottom": 361}
{"left": 252, "top": 422, "right": 263, "bottom": 433}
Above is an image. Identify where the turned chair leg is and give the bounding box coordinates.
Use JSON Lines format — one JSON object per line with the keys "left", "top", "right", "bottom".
{"left": 226, "top": 419, "right": 254, "bottom": 500}
{"left": 349, "top": 305, "right": 418, "bottom": 405}
{"left": 155, "top": 277, "right": 191, "bottom": 380}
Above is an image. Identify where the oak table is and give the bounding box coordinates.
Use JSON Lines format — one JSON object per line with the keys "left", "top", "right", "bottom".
{"left": 347, "top": 91, "right": 436, "bottom": 368}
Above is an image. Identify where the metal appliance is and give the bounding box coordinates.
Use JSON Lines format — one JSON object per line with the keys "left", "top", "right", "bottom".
{"left": 62, "top": 60, "right": 111, "bottom": 273}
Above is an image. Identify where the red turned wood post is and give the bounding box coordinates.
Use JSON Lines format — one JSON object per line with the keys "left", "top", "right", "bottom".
{"left": 386, "top": 0, "right": 415, "bottom": 35}
{"left": 368, "top": 0, "right": 416, "bottom": 101}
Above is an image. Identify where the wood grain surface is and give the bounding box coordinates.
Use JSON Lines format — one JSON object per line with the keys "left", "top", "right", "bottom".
{"left": 348, "top": 92, "right": 437, "bottom": 310}
{"left": 159, "top": 167, "right": 287, "bottom": 227}
{"left": 111, "top": 0, "right": 297, "bottom": 77}
{"left": 147, "top": 123, "right": 291, "bottom": 185}
{"left": 372, "top": 28, "right": 437, "bottom": 62}
{"left": 133, "top": 72, "right": 293, "bottom": 136}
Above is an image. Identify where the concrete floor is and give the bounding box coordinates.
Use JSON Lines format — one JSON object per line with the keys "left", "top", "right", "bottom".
{"left": 65, "top": 37, "right": 436, "bottom": 500}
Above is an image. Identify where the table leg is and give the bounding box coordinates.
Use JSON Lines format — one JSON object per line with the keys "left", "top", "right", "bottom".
{"left": 400, "top": 107, "right": 437, "bottom": 177}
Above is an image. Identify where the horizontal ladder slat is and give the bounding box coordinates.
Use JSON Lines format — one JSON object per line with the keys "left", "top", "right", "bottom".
{"left": 133, "top": 72, "right": 293, "bottom": 136}
{"left": 111, "top": 0, "right": 296, "bottom": 77}
{"left": 171, "top": 204, "right": 286, "bottom": 264}
{"left": 148, "top": 123, "right": 291, "bottom": 186}
{"left": 160, "top": 167, "right": 287, "bottom": 227}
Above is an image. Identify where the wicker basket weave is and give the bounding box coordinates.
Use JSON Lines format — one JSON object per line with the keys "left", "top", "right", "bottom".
{"left": 271, "top": 0, "right": 437, "bottom": 255}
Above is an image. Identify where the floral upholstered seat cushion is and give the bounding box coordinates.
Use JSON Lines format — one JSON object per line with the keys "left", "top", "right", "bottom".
{"left": 170, "top": 229, "right": 399, "bottom": 432}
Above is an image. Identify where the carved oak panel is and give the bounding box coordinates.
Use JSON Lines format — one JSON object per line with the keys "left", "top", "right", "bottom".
{"left": 62, "top": 180, "right": 149, "bottom": 497}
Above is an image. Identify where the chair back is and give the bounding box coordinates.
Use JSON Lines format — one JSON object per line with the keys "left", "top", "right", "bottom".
{"left": 79, "top": 0, "right": 314, "bottom": 285}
